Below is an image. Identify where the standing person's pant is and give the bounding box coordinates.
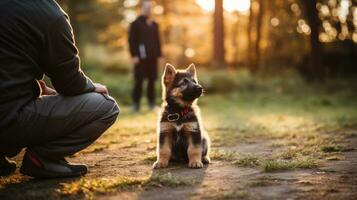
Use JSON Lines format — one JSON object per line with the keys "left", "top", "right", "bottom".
{"left": 132, "top": 59, "right": 158, "bottom": 105}
{"left": 0, "top": 92, "right": 120, "bottom": 159}
{"left": 132, "top": 76, "right": 156, "bottom": 105}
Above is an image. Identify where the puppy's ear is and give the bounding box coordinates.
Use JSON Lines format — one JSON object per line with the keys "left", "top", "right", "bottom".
{"left": 162, "top": 63, "right": 176, "bottom": 86}
{"left": 186, "top": 63, "right": 197, "bottom": 79}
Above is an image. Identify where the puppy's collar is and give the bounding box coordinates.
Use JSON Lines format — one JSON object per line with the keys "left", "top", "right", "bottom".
{"left": 163, "top": 107, "right": 193, "bottom": 122}
{"left": 167, "top": 113, "right": 180, "bottom": 122}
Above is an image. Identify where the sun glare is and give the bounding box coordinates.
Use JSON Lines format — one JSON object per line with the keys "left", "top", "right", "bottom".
{"left": 196, "top": 0, "right": 251, "bottom": 13}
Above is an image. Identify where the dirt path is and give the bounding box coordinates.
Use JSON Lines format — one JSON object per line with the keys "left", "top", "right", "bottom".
{"left": 103, "top": 137, "right": 357, "bottom": 200}
{"left": 1, "top": 131, "right": 356, "bottom": 200}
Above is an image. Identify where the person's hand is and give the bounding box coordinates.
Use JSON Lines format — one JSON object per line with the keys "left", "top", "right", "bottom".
{"left": 132, "top": 56, "right": 140, "bottom": 65}
{"left": 38, "top": 80, "right": 57, "bottom": 95}
{"left": 93, "top": 83, "right": 108, "bottom": 95}
{"left": 158, "top": 57, "right": 164, "bottom": 65}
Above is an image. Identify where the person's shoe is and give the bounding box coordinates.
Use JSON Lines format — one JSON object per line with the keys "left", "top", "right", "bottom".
{"left": 20, "top": 150, "right": 87, "bottom": 178}
{"left": 0, "top": 156, "right": 17, "bottom": 176}
{"left": 132, "top": 103, "right": 140, "bottom": 112}
{"left": 149, "top": 102, "right": 156, "bottom": 110}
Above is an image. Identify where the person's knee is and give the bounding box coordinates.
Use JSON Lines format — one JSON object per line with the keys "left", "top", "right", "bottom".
{"left": 83, "top": 93, "right": 120, "bottom": 140}
{"left": 95, "top": 93, "right": 120, "bottom": 123}
{"left": 103, "top": 98, "right": 120, "bottom": 124}
{"left": 79, "top": 92, "right": 120, "bottom": 123}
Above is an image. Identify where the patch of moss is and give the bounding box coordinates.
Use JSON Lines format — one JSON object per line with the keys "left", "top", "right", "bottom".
{"left": 233, "top": 155, "right": 261, "bottom": 167}
{"left": 59, "top": 173, "right": 196, "bottom": 198}
{"left": 276, "top": 149, "right": 299, "bottom": 160}
{"left": 0, "top": 177, "right": 24, "bottom": 189}
{"left": 325, "top": 155, "right": 344, "bottom": 161}
{"left": 210, "top": 149, "right": 239, "bottom": 161}
{"left": 59, "top": 176, "right": 146, "bottom": 199}
{"left": 262, "top": 158, "right": 318, "bottom": 172}
{"left": 248, "top": 177, "right": 282, "bottom": 187}
{"left": 148, "top": 172, "right": 197, "bottom": 187}
{"left": 217, "top": 190, "right": 248, "bottom": 199}
{"left": 321, "top": 145, "right": 343, "bottom": 153}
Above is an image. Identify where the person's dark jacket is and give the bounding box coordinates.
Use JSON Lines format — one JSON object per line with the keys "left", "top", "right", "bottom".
{"left": 128, "top": 16, "right": 162, "bottom": 60}
{"left": 0, "top": 0, "right": 95, "bottom": 129}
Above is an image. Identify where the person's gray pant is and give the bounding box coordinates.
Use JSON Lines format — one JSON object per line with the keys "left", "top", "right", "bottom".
{"left": 0, "top": 92, "right": 120, "bottom": 159}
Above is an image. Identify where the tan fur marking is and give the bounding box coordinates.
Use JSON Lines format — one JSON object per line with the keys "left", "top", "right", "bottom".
{"left": 154, "top": 123, "right": 174, "bottom": 169}
{"left": 182, "top": 122, "right": 199, "bottom": 132}
{"left": 187, "top": 136, "right": 203, "bottom": 168}
{"left": 170, "top": 87, "right": 193, "bottom": 107}
{"left": 160, "top": 122, "right": 176, "bottom": 132}
{"left": 175, "top": 98, "right": 192, "bottom": 107}
{"left": 159, "top": 140, "right": 171, "bottom": 163}
{"left": 171, "top": 88, "right": 182, "bottom": 97}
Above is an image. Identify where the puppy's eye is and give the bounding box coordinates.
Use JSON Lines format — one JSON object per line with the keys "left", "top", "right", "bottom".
{"left": 177, "top": 79, "right": 189, "bottom": 87}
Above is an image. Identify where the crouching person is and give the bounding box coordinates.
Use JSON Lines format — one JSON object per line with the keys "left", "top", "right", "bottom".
{"left": 0, "top": 0, "right": 120, "bottom": 178}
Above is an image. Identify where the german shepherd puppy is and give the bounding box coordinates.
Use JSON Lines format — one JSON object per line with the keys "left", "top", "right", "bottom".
{"left": 153, "top": 63, "right": 210, "bottom": 169}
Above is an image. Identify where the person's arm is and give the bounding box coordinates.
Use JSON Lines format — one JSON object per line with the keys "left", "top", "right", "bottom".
{"left": 155, "top": 23, "right": 162, "bottom": 58}
{"left": 40, "top": 14, "right": 95, "bottom": 96}
{"left": 128, "top": 22, "right": 140, "bottom": 64}
{"left": 154, "top": 22, "right": 162, "bottom": 59}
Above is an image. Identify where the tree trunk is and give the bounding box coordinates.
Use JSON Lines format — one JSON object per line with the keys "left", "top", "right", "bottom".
{"left": 213, "top": 0, "right": 225, "bottom": 67}
{"left": 302, "top": 0, "right": 322, "bottom": 78}
{"left": 254, "top": 0, "right": 264, "bottom": 71}
{"left": 247, "top": 0, "right": 254, "bottom": 69}
{"left": 232, "top": 12, "right": 240, "bottom": 65}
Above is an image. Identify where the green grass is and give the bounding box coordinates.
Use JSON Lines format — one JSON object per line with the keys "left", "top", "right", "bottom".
{"left": 216, "top": 190, "right": 248, "bottom": 199}
{"left": 90, "top": 67, "right": 356, "bottom": 174}
{"left": 3, "top": 68, "right": 357, "bottom": 199}
{"left": 233, "top": 155, "right": 261, "bottom": 167}
{"left": 325, "top": 155, "right": 344, "bottom": 161}
{"left": 60, "top": 176, "right": 146, "bottom": 197}
{"left": 148, "top": 172, "right": 197, "bottom": 187}
{"left": 210, "top": 149, "right": 240, "bottom": 161}
{"left": 321, "top": 144, "right": 343, "bottom": 153}
{"left": 276, "top": 149, "right": 299, "bottom": 160}
{"left": 0, "top": 177, "right": 25, "bottom": 189}
{"left": 54, "top": 68, "right": 357, "bottom": 195}
{"left": 59, "top": 172, "right": 196, "bottom": 198}
{"left": 262, "top": 158, "right": 318, "bottom": 172}
{"left": 229, "top": 153, "right": 319, "bottom": 172}
{"left": 248, "top": 176, "right": 282, "bottom": 187}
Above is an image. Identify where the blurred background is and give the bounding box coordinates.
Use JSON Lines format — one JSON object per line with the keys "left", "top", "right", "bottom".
{"left": 56, "top": 0, "right": 357, "bottom": 105}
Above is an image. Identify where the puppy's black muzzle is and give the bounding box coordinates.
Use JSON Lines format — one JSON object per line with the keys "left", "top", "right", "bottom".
{"left": 183, "top": 85, "right": 203, "bottom": 101}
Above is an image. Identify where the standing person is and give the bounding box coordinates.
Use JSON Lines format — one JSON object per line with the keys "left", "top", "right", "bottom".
{"left": 0, "top": 0, "right": 120, "bottom": 178}
{"left": 129, "top": 0, "right": 162, "bottom": 112}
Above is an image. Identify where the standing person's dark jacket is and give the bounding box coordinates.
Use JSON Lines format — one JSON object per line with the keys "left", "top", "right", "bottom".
{"left": 0, "top": 0, "right": 95, "bottom": 129}
{"left": 128, "top": 16, "right": 162, "bottom": 60}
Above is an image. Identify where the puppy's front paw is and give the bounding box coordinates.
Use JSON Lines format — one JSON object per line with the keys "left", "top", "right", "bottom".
{"left": 188, "top": 160, "right": 203, "bottom": 168}
{"left": 153, "top": 160, "right": 169, "bottom": 169}
{"left": 202, "top": 156, "right": 211, "bottom": 164}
